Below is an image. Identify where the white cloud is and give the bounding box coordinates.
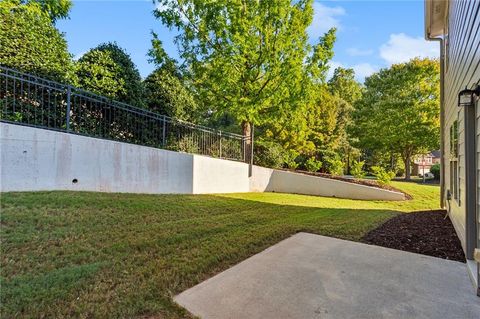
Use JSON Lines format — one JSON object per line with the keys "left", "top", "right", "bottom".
{"left": 352, "top": 63, "right": 377, "bottom": 80}
{"left": 308, "top": 2, "right": 345, "bottom": 40}
{"left": 327, "top": 61, "right": 377, "bottom": 82}
{"left": 346, "top": 47, "right": 373, "bottom": 57}
{"left": 379, "top": 33, "right": 439, "bottom": 64}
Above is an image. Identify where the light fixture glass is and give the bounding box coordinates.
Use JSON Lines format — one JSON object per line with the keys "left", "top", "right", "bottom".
{"left": 458, "top": 85, "right": 480, "bottom": 107}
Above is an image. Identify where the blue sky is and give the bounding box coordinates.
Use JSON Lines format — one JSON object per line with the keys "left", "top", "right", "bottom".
{"left": 57, "top": 0, "right": 440, "bottom": 81}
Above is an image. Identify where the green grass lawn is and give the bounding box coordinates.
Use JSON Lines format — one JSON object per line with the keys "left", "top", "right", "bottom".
{"left": 1, "top": 181, "right": 439, "bottom": 318}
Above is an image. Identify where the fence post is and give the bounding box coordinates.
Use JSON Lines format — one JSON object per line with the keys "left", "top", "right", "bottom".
{"left": 243, "top": 137, "right": 246, "bottom": 162}
{"left": 248, "top": 123, "right": 254, "bottom": 177}
{"left": 162, "top": 115, "right": 166, "bottom": 147}
{"left": 66, "top": 86, "right": 71, "bottom": 131}
{"left": 219, "top": 131, "right": 222, "bottom": 158}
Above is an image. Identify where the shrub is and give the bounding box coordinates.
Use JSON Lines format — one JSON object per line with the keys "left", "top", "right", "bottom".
{"left": 371, "top": 166, "right": 396, "bottom": 185}
{"left": 325, "top": 157, "right": 344, "bottom": 176}
{"left": 320, "top": 150, "right": 344, "bottom": 176}
{"left": 253, "top": 140, "right": 285, "bottom": 169}
{"left": 351, "top": 160, "right": 366, "bottom": 179}
{"left": 305, "top": 157, "right": 322, "bottom": 172}
{"left": 430, "top": 163, "right": 440, "bottom": 179}
{"left": 168, "top": 134, "right": 200, "bottom": 154}
{"left": 284, "top": 150, "right": 300, "bottom": 169}
{"left": 395, "top": 168, "right": 405, "bottom": 177}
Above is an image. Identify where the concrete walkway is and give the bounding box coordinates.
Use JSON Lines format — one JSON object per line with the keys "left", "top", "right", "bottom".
{"left": 175, "top": 233, "right": 480, "bottom": 319}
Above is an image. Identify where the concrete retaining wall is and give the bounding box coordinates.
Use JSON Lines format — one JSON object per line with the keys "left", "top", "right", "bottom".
{"left": 0, "top": 123, "right": 404, "bottom": 200}
{"left": 0, "top": 123, "right": 195, "bottom": 193}
{"left": 250, "top": 165, "right": 405, "bottom": 201}
{"left": 193, "top": 155, "right": 249, "bottom": 194}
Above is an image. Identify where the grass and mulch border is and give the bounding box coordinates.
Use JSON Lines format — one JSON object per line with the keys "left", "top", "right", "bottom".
{"left": 0, "top": 181, "right": 444, "bottom": 318}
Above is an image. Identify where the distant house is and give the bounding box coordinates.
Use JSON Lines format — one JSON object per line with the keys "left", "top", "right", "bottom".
{"left": 412, "top": 150, "right": 440, "bottom": 176}
{"left": 425, "top": 0, "right": 480, "bottom": 295}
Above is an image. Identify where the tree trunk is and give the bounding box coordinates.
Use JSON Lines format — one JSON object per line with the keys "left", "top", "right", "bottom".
{"left": 346, "top": 151, "right": 350, "bottom": 175}
{"left": 242, "top": 121, "right": 251, "bottom": 141}
{"left": 404, "top": 156, "right": 411, "bottom": 180}
{"left": 242, "top": 121, "right": 252, "bottom": 163}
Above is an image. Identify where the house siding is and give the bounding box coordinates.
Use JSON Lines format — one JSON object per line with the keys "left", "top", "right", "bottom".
{"left": 443, "top": 0, "right": 480, "bottom": 254}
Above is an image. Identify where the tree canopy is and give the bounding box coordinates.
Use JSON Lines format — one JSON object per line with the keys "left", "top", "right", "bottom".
{"left": 144, "top": 67, "right": 198, "bottom": 121}
{"left": 328, "top": 67, "right": 362, "bottom": 105}
{"left": 74, "top": 43, "right": 144, "bottom": 106}
{"left": 0, "top": 0, "right": 73, "bottom": 81}
{"left": 22, "top": 0, "right": 72, "bottom": 22}
{"left": 351, "top": 58, "right": 440, "bottom": 179}
{"left": 74, "top": 50, "right": 127, "bottom": 99}
{"left": 153, "top": 0, "right": 336, "bottom": 138}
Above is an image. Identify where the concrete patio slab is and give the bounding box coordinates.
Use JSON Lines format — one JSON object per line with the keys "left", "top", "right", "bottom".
{"left": 175, "top": 232, "right": 480, "bottom": 319}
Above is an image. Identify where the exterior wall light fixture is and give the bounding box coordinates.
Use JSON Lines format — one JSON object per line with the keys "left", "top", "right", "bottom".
{"left": 458, "top": 85, "right": 480, "bottom": 107}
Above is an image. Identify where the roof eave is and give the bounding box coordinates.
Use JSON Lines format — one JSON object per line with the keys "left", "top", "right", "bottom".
{"left": 425, "top": 0, "right": 448, "bottom": 39}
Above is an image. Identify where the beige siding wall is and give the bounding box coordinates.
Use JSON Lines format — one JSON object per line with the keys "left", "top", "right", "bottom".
{"left": 443, "top": 0, "right": 480, "bottom": 250}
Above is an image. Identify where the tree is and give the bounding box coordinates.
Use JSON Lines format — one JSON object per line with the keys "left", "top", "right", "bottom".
{"left": 75, "top": 43, "right": 144, "bottom": 106}
{"left": 153, "top": 0, "right": 336, "bottom": 142}
{"left": 74, "top": 50, "right": 127, "bottom": 99}
{"left": 144, "top": 33, "right": 198, "bottom": 121}
{"left": 306, "top": 85, "right": 342, "bottom": 153}
{"left": 0, "top": 0, "right": 73, "bottom": 81}
{"left": 328, "top": 67, "right": 363, "bottom": 173}
{"left": 22, "top": 0, "right": 72, "bottom": 22}
{"left": 351, "top": 58, "right": 440, "bottom": 180}
{"left": 328, "top": 67, "right": 362, "bottom": 105}
{"left": 143, "top": 67, "right": 197, "bottom": 121}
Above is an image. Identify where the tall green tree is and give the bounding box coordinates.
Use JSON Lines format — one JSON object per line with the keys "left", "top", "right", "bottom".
{"left": 75, "top": 43, "right": 144, "bottom": 106}
{"left": 328, "top": 67, "right": 363, "bottom": 172}
{"left": 74, "top": 50, "right": 127, "bottom": 99}
{"left": 144, "top": 34, "right": 198, "bottom": 121}
{"left": 22, "top": 0, "right": 72, "bottom": 22}
{"left": 0, "top": 0, "right": 73, "bottom": 81}
{"left": 351, "top": 58, "right": 440, "bottom": 180}
{"left": 153, "top": 0, "right": 336, "bottom": 141}
{"left": 144, "top": 67, "right": 198, "bottom": 121}
{"left": 306, "top": 85, "right": 342, "bottom": 153}
{"left": 328, "top": 67, "right": 362, "bottom": 105}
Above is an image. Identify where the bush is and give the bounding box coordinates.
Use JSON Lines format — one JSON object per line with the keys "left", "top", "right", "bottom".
{"left": 253, "top": 140, "right": 285, "bottom": 169}
{"left": 284, "top": 149, "right": 300, "bottom": 169}
{"left": 371, "top": 166, "right": 396, "bottom": 185}
{"left": 167, "top": 134, "right": 199, "bottom": 154}
{"left": 430, "top": 163, "right": 440, "bottom": 179}
{"left": 351, "top": 160, "right": 366, "bottom": 179}
{"left": 319, "top": 150, "right": 344, "bottom": 176}
{"left": 325, "top": 157, "right": 344, "bottom": 176}
{"left": 305, "top": 157, "right": 322, "bottom": 172}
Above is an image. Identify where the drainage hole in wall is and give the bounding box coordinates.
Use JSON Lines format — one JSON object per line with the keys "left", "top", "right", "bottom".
{"left": 72, "top": 178, "right": 78, "bottom": 184}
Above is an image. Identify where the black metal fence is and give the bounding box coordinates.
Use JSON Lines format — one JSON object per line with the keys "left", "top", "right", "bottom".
{"left": 0, "top": 66, "right": 248, "bottom": 162}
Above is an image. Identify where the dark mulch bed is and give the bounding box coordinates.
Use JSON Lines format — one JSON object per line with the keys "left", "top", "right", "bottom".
{"left": 282, "top": 169, "right": 412, "bottom": 199}
{"left": 362, "top": 210, "right": 465, "bottom": 262}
